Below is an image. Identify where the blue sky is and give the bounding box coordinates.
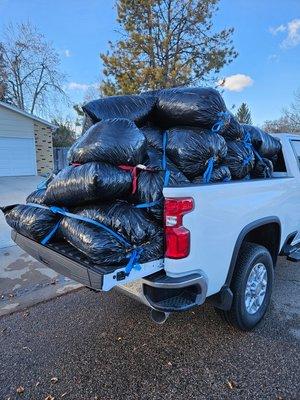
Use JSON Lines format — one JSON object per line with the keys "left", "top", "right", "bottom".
{"left": 0, "top": 0, "right": 299, "bottom": 126}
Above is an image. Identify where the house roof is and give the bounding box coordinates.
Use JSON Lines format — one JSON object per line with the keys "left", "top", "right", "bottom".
{"left": 0, "top": 101, "right": 58, "bottom": 130}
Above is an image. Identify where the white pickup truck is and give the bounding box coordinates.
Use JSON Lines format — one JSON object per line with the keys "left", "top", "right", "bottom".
{"left": 12, "top": 133, "right": 300, "bottom": 331}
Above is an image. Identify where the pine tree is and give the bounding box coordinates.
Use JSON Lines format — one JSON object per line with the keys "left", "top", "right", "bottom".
{"left": 100, "top": 0, "right": 238, "bottom": 95}
{"left": 236, "top": 103, "right": 252, "bottom": 124}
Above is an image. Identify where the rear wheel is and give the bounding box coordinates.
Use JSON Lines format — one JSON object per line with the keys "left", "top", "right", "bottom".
{"left": 216, "top": 242, "right": 274, "bottom": 331}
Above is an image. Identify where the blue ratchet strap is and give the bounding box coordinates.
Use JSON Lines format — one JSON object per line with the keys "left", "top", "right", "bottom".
{"left": 49, "top": 206, "right": 131, "bottom": 248}
{"left": 41, "top": 220, "right": 61, "bottom": 245}
{"left": 135, "top": 199, "right": 161, "bottom": 208}
{"left": 162, "top": 131, "right": 168, "bottom": 170}
{"left": 163, "top": 169, "right": 170, "bottom": 187}
{"left": 211, "top": 111, "right": 231, "bottom": 133}
{"left": 243, "top": 154, "right": 253, "bottom": 166}
{"left": 243, "top": 129, "right": 252, "bottom": 146}
{"left": 37, "top": 179, "right": 48, "bottom": 190}
{"left": 253, "top": 148, "right": 263, "bottom": 162}
{"left": 27, "top": 203, "right": 63, "bottom": 245}
{"left": 241, "top": 129, "right": 255, "bottom": 167}
{"left": 27, "top": 206, "right": 142, "bottom": 275}
{"left": 27, "top": 203, "right": 49, "bottom": 210}
{"left": 252, "top": 148, "right": 271, "bottom": 175}
{"left": 49, "top": 206, "right": 142, "bottom": 273}
{"left": 203, "top": 157, "right": 215, "bottom": 184}
{"left": 162, "top": 130, "right": 170, "bottom": 186}
{"left": 50, "top": 207, "right": 144, "bottom": 274}
{"left": 243, "top": 129, "right": 263, "bottom": 162}
{"left": 26, "top": 203, "right": 64, "bottom": 246}
{"left": 124, "top": 248, "right": 143, "bottom": 275}
{"left": 37, "top": 174, "right": 53, "bottom": 190}
{"left": 28, "top": 204, "right": 130, "bottom": 249}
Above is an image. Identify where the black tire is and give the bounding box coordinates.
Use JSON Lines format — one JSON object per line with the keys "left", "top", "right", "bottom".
{"left": 216, "top": 242, "right": 274, "bottom": 331}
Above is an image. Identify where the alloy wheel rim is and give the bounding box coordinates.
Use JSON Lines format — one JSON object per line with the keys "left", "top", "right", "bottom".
{"left": 245, "top": 262, "right": 268, "bottom": 315}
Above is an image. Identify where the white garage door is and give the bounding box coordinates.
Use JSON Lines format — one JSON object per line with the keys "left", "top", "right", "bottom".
{"left": 0, "top": 137, "right": 37, "bottom": 176}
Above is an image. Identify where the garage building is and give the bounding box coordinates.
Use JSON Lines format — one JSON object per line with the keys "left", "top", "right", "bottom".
{"left": 0, "top": 101, "right": 57, "bottom": 177}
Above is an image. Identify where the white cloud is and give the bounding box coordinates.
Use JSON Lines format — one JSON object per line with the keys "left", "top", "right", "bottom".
{"left": 269, "top": 19, "right": 300, "bottom": 48}
{"left": 282, "top": 19, "right": 300, "bottom": 48}
{"left": 64, "top": 49, "right": 72, "bottom": 57}
{"left": 67, "top": 82, "right": 90, "bottom": 91}
{"left": 269, "top": 24, "right": 286, "bottom": 35}
{"left": 217, "top": 74, "right": 253, "bottom": 92}
{"left": 268, "top": 54, "right": 279, "bottom": 62}
{"left": 67, "top": 82, "right": 98, "bottom": 91}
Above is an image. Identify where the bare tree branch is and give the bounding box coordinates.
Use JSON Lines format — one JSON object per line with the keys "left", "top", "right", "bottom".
{"left": 0, "top": 21, "right": 69, "bottom": 117}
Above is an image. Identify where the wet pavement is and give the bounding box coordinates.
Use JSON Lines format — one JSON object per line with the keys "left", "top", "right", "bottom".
{"left": 0, "top": 245, "right": 82, "bottom": 316}
{"left": 0, "top": 257, "right": 299, "bottom": 399}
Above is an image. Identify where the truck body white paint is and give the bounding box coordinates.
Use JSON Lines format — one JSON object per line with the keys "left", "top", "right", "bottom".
{"left": 162, "top": 134, "right": 300, "bottom": 296}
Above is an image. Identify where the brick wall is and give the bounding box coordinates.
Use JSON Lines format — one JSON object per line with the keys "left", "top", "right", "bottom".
{"left": 33, "top": 122, "right": 54, "bottom": 175}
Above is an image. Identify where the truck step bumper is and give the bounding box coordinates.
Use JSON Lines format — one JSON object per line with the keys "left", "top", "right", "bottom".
{"left": 287, "top": 248, "right": 300, "bottom": 262}
{"left": 282, "top": 240, "right": 300, "bottom": 262}
{"left": 142, "top": 271, "right": 208, "bottom": 312}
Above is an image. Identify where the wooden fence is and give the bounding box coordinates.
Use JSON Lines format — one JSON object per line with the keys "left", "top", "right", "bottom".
{"left": 53, "top": 147, "right": 69, "bottom": 172}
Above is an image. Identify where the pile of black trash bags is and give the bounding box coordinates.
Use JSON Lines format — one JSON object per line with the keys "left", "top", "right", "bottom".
{"left": 2, "top": 87, "right": 282, "bottom": 271}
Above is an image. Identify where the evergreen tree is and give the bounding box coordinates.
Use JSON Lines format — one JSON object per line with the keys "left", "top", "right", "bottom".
{"left": 236, "top": 102, "right": 252, "bottom": 124}
{"left": 52, "top": 118, "right": 77, "bottom": 147}
{"left": 100, "top": 0, "right": 238, "bottom": 95}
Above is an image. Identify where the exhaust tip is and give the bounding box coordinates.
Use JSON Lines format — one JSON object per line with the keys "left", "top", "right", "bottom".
{"left": 150, "top": 309, "right": 169, "bottom": 324}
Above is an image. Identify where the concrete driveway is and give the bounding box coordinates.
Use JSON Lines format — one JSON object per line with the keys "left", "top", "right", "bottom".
{"left": 0, "top": 176, "right": 81, "bottom": 313}
{"left": 0, "top": 176, "right": 42, "bottom": 248}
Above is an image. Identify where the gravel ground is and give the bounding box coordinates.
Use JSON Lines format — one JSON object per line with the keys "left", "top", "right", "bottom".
{"left": 0, "top": 258, "right": 299, "bottom": 400}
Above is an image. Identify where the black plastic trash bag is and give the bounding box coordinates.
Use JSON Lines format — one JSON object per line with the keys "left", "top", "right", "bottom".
{"left": 193, "top": 165, "right": 231, "bottom": 184}
{"left": 242, "top": 124, "right": 282, "bottom": 158}
{"left": 26, "top": 173, "right": 56, "bottom": 204}
{"left": 60, "top": 201, "right": 164, "bottom": 265}
{"left": 222, "top": 113, "right": 244, "bottom": 141}
{"left": 44, "top": 163, "right": 132, "bottom": 207}
{"left": 166, "top": 127, "right": 227, "bottom": 180}
{"left": 140, "top": 126, "right": 163, "bottom": 152}
{"left": 135, "top": 149, "right": 190, "bottom": 220}
{"left": 26, "top": 189, "right": 47, "bottom": 205}
{"left": 61, "top": 214, "right": 127, "bottom": 266}
{"left": 225, "top": 141, "right": 255, "bottom": 179}
{"left": 1, "top": 204, "right": 58, "bottom": 242}
{"left": 82, "top": 95, "right": 156, "bottom": 127}
{"left": 68, "top": 118, "right": 147, "bottom": 166}
{"left": 153, "top": 87, "right": 227, "bottom": 128}
{"left": 251, "top": 157, "right": 273, "bottom": 179}
{"left": 81, "top": 113, "right": 94, "bottom": 134}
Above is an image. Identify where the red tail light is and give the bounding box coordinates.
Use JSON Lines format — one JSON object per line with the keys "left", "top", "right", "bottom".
{"left": 164, "top": 197, "right": 194, "bottom": 259}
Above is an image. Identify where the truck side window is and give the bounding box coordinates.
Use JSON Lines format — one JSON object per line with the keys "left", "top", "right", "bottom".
{"left": 292, "top": 140, "right": 300, "bottom": 169}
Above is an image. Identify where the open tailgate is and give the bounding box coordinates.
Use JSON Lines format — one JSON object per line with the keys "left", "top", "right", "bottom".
{"left": 12, "top": 230, "right": 164, "bottom": 291}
